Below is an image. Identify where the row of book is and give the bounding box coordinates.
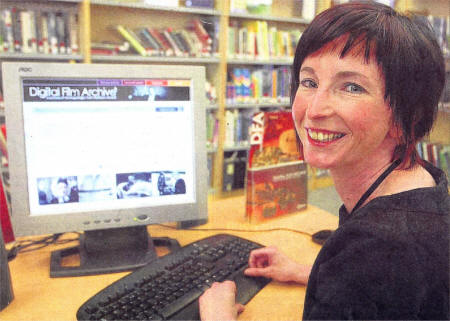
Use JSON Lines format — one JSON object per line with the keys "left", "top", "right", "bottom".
{"left": 226, "top": 66, "right": 291, "bottom": 104}
{"left": 224, "top": 109, "right": 253, "bottom": 148}
{"left": 112, "top": 18, "right": 219, "bottom": 58}
{"left": 228, "top": 20, "right": 301, "bottom": 60}
{"left": 0, "top": 7, "right": 78, "bottom": 55}
{"left": 417, "top": 141, "right": 449, "bottom": 177}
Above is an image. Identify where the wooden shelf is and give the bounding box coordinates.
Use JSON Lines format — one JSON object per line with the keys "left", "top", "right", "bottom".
{"left": 226, "top": 101, "right": 290, "bottom": 109}
{"left": 89, "top": 0, "right": 221, "bottom": 15}
{"left": 227, "top": 58, "right": 293, "bottom": 65}
{"left": 229, "top": 12, "right": 310, "bottom": 24}
{"left": 0, "top": 53, "right": 83, "bottom": 61}
{"left": 223, "top": 145, "right": 250, "bottom": 152}
{"left": 90, "top": 55, "right": 220, "bottom": 64}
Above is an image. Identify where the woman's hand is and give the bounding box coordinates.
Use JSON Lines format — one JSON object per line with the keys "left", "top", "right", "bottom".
{"left": 199, "top": 280, "right": 244, "bottom": 321}
{"left": 244, "top": 246, "right": 311, "bottom": 285}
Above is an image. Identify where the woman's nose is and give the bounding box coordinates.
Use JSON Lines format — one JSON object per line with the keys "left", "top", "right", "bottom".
{"left": 306, "top": 89, "right": 334, "bottom": 119}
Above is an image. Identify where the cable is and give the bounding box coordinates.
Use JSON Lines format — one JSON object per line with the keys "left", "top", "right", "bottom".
{"left": 6, "top": 225, "right": 312, "bottom": 261}
{"left": 7, "top": 232, "right": 80, "bottom": 261}
{"left": 154, "top": 223, "right": 313, "bottom": 237}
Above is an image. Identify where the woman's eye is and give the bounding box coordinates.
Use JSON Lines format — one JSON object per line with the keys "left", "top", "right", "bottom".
{"left": 300, "top": 79, "right": 317, "bottom": 88}
{"left": 343, "top": 83, "right": 365, "bottom": 94}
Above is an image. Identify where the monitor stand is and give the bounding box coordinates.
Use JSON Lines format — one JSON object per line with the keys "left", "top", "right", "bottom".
{"left": 49, "top": 226, "right": 180, "bottom": 278}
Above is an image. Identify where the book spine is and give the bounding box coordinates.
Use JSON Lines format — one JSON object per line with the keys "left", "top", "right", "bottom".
{"left": 47, "top": 12, "right": 58, "bottom": 54}
{"left": 134, "top": 28, "right": 156, "bottom": 56}
{"left": 227, "top": 22, "right": 237, "bottom": 59}
{"left": 170, "top": 30, "right": 188, "bottom": 56}
{"left": 163, "top": 28, "right": 183, "bottom": 57}
{"left": 180, "top": 29, "right": 198, "bottom": 57}
{"left": 40, "top": 13, "right": 50, "bottom": 54}
{"left": 148, "top": 28, "right": 173, "bottom": 56}
{"left": 1, "top": 9, "right": 13, "bottom": 52}
{"left": 55, "top": 12, "right": 66, "bottom": 54}
{"left": 190, "top": 18, "right": 212, "bottom": 47}
{"left": 68, "top": 12, "right": 79, "bottom": 54}
{"left": 138, "top": 28, "right": 162, "bottom": 55}
{"left": 116, "top": 25, "right": 147, "bottom": 56}
{"left": 20, "top": 10, "right": 33, "bottom": 53}
{"left": 11, "top": 7, "right": 22, "bottom": 53}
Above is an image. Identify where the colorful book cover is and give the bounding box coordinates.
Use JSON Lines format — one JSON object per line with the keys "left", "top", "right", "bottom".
{"left": 245, "top": 111, "right": 307, "bottom": 222}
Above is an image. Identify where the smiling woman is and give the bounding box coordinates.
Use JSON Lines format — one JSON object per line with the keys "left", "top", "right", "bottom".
{"left": 199, "top": 2, "right": 449, "bottom": 320}
{"left": 292, "top": 41, "right": 396, "bottom": 173}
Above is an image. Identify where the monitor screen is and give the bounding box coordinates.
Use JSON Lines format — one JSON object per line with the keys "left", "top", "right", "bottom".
{"left": 2, "top": 62, "right": 208, "bottom": 276}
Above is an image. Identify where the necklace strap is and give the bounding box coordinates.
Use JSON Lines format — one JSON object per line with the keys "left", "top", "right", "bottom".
{"left": 351, "top": 159, "right": 402, "bottom": 214}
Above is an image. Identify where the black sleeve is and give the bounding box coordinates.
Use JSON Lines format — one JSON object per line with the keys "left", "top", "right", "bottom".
{"left": 303, "top": 225, "right": 427, "bottom": 320}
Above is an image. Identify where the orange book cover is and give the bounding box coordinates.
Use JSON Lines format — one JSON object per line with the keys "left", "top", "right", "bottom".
{"left": 245, "top": 111, "right": 307, "bottom": 222}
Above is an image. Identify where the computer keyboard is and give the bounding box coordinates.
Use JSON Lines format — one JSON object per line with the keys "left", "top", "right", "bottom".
{"left": 76, "top": 234, "right": 270, "bottom": 320}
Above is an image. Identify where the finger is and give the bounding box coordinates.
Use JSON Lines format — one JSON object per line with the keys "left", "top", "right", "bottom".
{"left": 248, "top": 252, "right": 269, "bottom": 268}
{"left": 244, "top": 267, "right": 270, "bottom": 278}
{"left": 223, "top": 280, "right": 236, "bottom": 288}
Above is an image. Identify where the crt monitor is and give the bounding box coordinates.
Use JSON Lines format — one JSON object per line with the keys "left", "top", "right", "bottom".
{"left": 1, "top": 62, "right": 208, "bottom": 277}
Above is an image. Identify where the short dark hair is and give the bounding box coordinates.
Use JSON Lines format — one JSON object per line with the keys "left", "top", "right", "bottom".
{"left": 291, "top": 1, "right": 446, "bottom": 168}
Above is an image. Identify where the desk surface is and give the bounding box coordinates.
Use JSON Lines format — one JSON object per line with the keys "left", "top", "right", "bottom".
{"left": 1, "top": 196, "right": 338, "bottom": 321}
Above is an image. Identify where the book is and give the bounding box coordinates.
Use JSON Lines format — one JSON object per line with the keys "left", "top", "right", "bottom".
{"left": 47, "top": 12, "right": 58, "bottom": 54}
{"left": 137, "top": 27, "right": 162, "bottom": 55}
{"left": 147, "top": 27, "right": 174, "bottom": 56}
{"left": 189, "top": 18, "right": 211, "bottom": 49}
{"left": 20, "top": 10, "right": 34, "bottom": 53}
{"left": 55, "top": 12, "right": 67, "bottom": 54}
{"left": 11, "top": 7, "right": 22, "bottom": 52}
{"left": 91, "top": 41, "right": 130, "bottom": 55}
{"left": 1, "top": 9, "right": 14, "bottom": 52}
{"left": 162, "top": 27, "right": 183, "bottom": 57}
{"left": 246, "top": 111, "right": 307, "bottom": 222}
{"left": 135, "top": 27, "right": 160, "bottom": 56}
{"left": 170, "top": 29, "right": 189, "bottom": 56}
{"left": 67, "top": 11, "right": 79, "bottom": 54}
{"left": 116, "top": 25, "right": 147, "bottom": 56}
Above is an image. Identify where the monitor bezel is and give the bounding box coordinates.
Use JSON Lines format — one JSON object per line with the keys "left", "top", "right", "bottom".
{"left": 2, "top": 62, "right": 208, "bottom": 237}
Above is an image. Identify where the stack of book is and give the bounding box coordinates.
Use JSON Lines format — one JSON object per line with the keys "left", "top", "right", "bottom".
{"left": 228, "top": 20, "right": 301, "bottom": 60}
{"left": 226, "top": 66, "right": 291, "bottom": 105}
{"left": 0, "top": 7, "right": 78, "bottom": 55}
{"left": 113, "top": 18, "right": 219, "bottom": 57}
{"left": 224, "top": 109, "right": 253, "bottom": 148}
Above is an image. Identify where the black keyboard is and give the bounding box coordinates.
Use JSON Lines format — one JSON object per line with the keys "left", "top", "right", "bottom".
{"left": 76, "top": 234, "right": 270, "bottom": 320}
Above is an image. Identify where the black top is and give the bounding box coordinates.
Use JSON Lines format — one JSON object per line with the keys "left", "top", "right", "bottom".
{"left": 303, "top": 162, "right": 450, "bottom": 320}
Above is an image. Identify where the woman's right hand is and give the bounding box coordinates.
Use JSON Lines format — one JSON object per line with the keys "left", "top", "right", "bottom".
{"left": 244, "top": 246, "right": 311, "bottom": 285}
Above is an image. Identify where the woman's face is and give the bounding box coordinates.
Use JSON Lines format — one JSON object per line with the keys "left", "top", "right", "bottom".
{"left": 292, "top": 45, "right": 397, "bottom": 170}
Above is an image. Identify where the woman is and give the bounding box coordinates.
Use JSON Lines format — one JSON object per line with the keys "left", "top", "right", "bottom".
{"left": 199, "top": 2, "right": 449, "bottom": 320}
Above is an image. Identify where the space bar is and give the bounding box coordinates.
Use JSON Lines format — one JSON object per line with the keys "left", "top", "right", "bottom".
{"left": 160, "top": 288, "right": 204, "bottom": 319}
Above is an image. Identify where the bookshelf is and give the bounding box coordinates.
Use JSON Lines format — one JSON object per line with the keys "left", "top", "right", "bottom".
{"left": 0, "top": 0, "right": 449, "bottom": 197}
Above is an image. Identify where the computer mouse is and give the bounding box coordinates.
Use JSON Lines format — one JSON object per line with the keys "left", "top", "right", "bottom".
{"left": 312, "top": 229, "right": 334, "bottom": 245}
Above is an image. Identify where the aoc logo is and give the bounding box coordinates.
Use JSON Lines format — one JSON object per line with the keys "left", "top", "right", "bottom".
{"left": 19, "top": 67, "right": 32, "bottom": 72}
